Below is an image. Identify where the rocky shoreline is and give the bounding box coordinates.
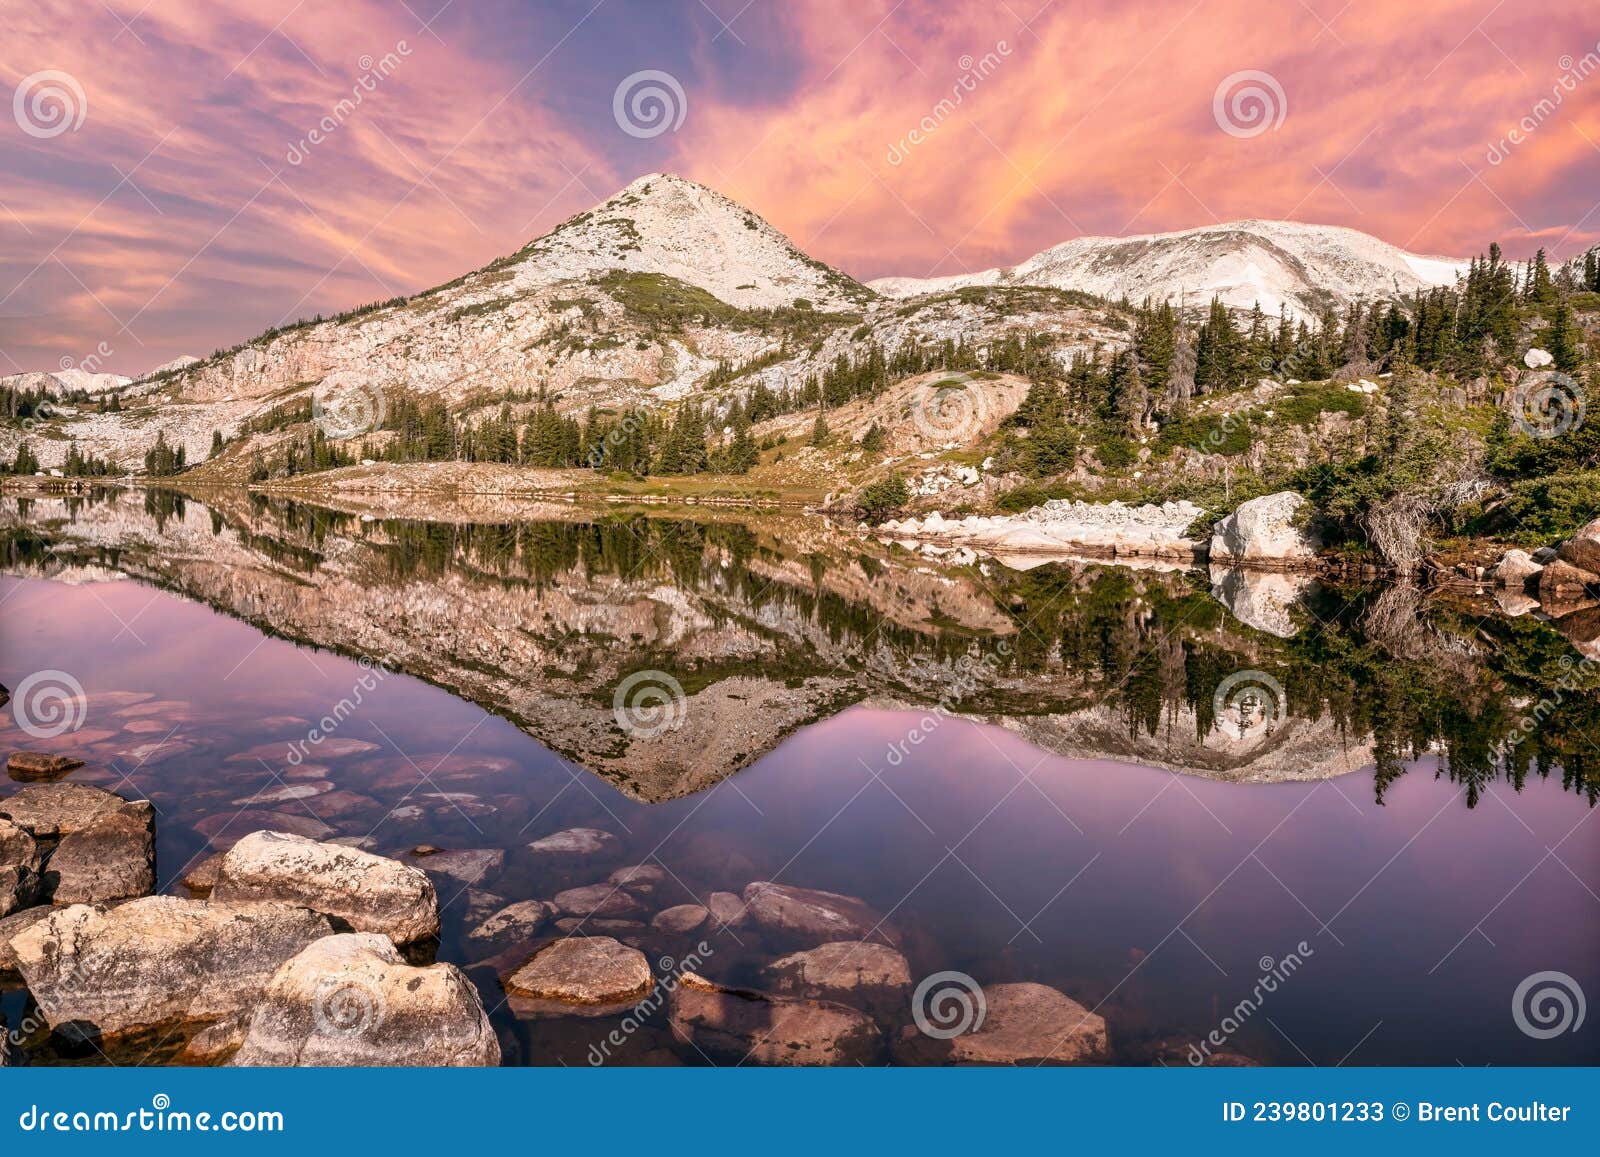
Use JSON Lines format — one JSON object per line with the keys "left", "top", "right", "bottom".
{"left": 1, "top": 768, "right": 1166, "bottom": 1067}
{"left": 876, "top": 490, "right": 1323, "bottom": 570}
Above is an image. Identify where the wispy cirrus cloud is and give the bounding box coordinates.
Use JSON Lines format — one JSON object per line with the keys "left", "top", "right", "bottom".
{"left": 669, "top": 0, "right": 1600, "bottom": 280}
{"left": 2, "top": 0, "right": 1597, "bottom": 374}
{"left": 1, "top": 0, "right": 616, "bottom": 372}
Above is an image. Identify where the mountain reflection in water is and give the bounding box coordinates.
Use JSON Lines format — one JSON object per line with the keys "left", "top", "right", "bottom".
{"left": 3, "top": 487, "right": 1596, "bottom": 809}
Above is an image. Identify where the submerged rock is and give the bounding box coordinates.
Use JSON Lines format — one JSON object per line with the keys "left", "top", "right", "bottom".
{"left": 762, "top": 940, "right": 913, "bottom": 1008}
{"left": 525, "top": 827, "right": 618, "bottom": 861}
{"left": 44, "top": 798, "right": 155, "bottom": 905}
{"left": 667, "top": 972, "right": 881, "bottom": 1065}
{"left": 503, "top": 936, "right": 652, "bottom": 1016}
{"left": 553, "top": 882, "right": 646, "bottom": 918}
{"left": 6, "top": 752, "right": 85, "bottom": 782}
{"left": 706, "top": 891, "right": 748, "bottom": 929}
{"left": 212, "top": 831, "right": 439, "bottom": 945}
{"left": 230, "top": 933, "right": 500, "bottom": 1067}
{"left": 608, "top": 863, "right": 669, "bottom": 894}
{"left": 742, "top": 881, "right": 889, "bottom": 945}
{"left": 230, "top": 782, "right": 333, "bottom": 806}
{"left": 11, "top": 897, "right": 333, "bottom": 1043}
{"left": 400, "top": 847, "right": 504, "bottom": 888}
{"left": 195, "top": 810, "right": 334, "bottom": 850}
{"left": 1208, "top": 492, "right": 1319, "bottom": 569}
{"left": 653, "top": 904, "right": 710, "bottom": 934}
{"left": 462, "top": 889, "right": 508, "bottom": 927}
{"left": 895, "top": 981, "right": 1108, "bottom": 1065}
{"left": 467, "top": 899, "right": 556, "bottom": 945}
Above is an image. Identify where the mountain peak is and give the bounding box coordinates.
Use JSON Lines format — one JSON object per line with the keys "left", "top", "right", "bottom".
{"left": 514, "top": 174, "right": 871, "bottom": 311}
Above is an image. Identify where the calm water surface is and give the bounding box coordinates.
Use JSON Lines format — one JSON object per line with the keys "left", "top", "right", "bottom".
{"left": 1, "top": 493, "right": 1596, "bottom": 1066}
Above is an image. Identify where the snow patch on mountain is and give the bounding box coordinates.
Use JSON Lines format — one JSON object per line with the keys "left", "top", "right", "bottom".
{"left": 869, "top": 220, "right": 1468, "bottom": 319}
{"left": 1, "top": 368, "right": 132, "bottom": 396}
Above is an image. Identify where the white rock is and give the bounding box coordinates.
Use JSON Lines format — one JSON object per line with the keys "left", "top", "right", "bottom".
{"left": 11, "top": 897, "right": 334, "bottom": 1042}
{"left": 212, "top": 831, "right": 439, "bottom": 945}
{"left": 231, "top": 933, "right": 500, "bottom": 1066}
{"left": 1208, "top": 492, "right": 1319, "bottom": 568}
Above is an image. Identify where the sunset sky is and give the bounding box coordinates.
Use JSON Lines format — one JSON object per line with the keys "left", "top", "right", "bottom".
{"left": 2, "top": 0, "right": 1598, "bottom": 375}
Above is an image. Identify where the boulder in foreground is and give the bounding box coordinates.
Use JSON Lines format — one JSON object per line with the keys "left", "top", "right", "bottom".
{"left": 0, "top": 903, "right": 52, "bottom": 980}
{"left": 212, "top": 831, "right": 439, "bottom": 945}
{"left": 0, "top": 783, "right": 140, "bottom": 840}
{"left": 10, "top": 897, "right": 333, "bottom": 1042}
{"left": 43, "top": 798, "right": 155, "bottom": 906}
{"left": 1559, "top": 515, "right": 1600, "bottom": 576}
{"left": 231, "top": 933, "right": 500, "bottom": 1067}
{"left": 1, "top": 819, "right": 43, "bottom": 916}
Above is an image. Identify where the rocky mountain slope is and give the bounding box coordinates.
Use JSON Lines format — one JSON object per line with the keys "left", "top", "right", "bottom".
{"left": 5, "top": 176, "right": 1477, "bottom": 477}
{"left": 870, "top": 220, "right": 1467, "bottom": 320}
{"left": 2, "top": 176, "right": 1126, "bottom": 473}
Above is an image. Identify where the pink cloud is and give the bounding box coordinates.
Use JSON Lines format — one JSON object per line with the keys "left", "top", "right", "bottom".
{"left": 2, "top": 0, "right": 1596, "bottom": 373}
{"left": 0, "top": 0, "right": 617, "bottom": 372}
